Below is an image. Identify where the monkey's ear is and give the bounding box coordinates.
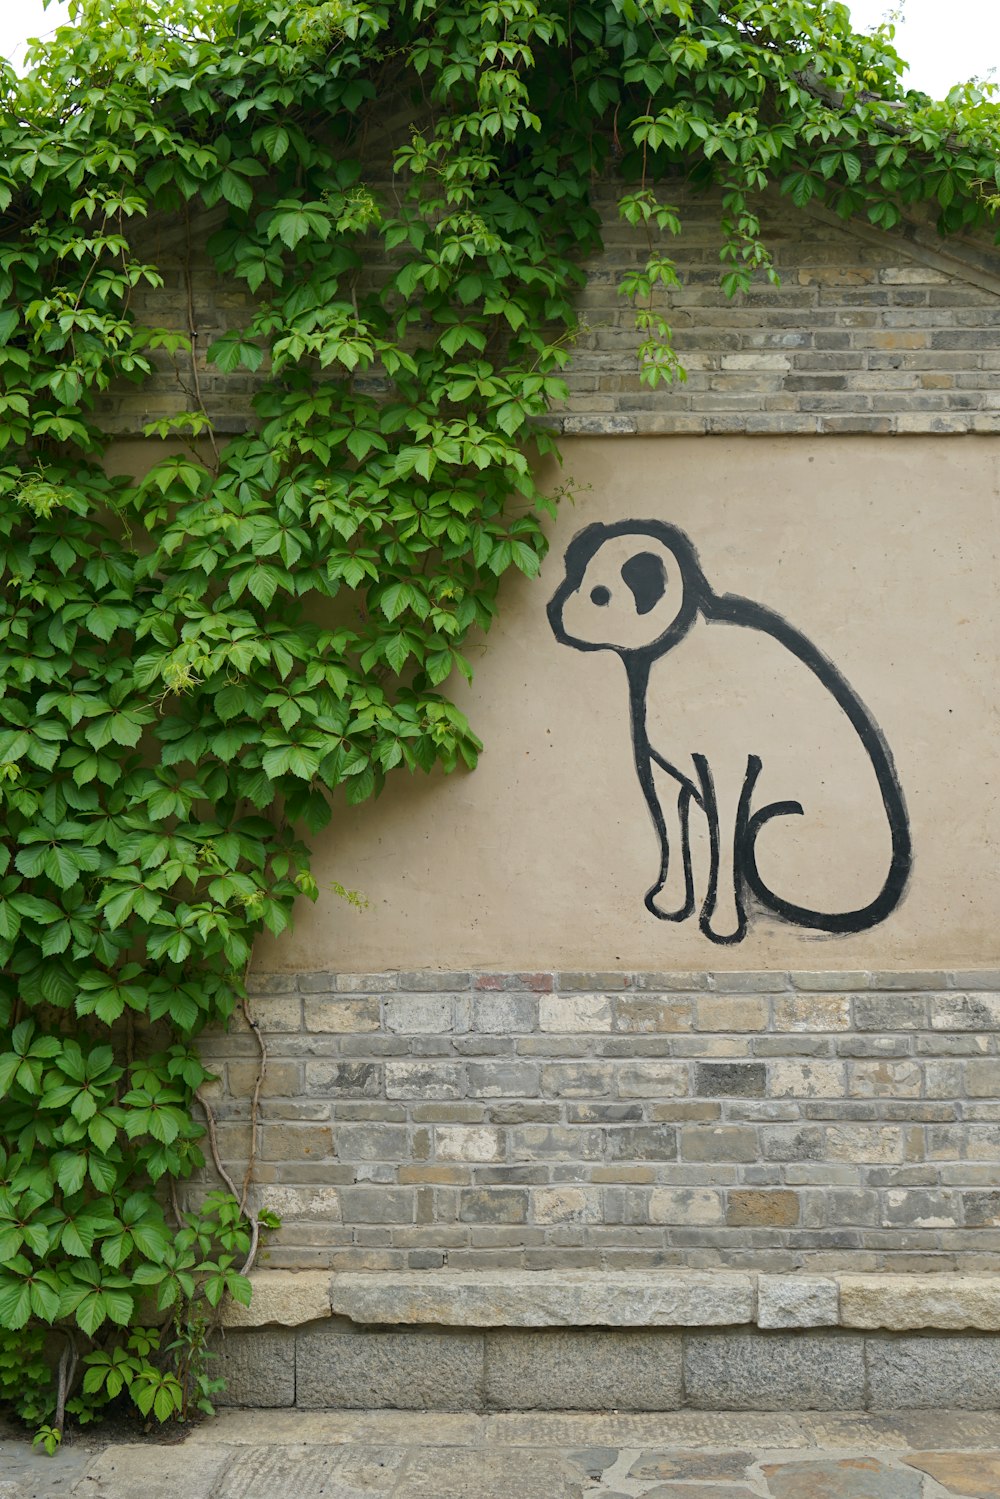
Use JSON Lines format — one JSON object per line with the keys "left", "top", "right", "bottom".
{"left": 620, "top": 551, "right": 666, "bottom": 615}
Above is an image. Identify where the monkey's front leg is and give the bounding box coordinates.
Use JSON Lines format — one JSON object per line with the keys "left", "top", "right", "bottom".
{"left": 644, "top": 761, "right": 696, "bottom": 922}
{"left": 693, "top": 753, "right": 754, "bottom": 945}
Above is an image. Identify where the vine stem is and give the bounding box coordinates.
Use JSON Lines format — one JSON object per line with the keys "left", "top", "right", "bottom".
{"left": 193, "top": 1086, "right": 241, "bottom": 1203}
{"left": 182, "top": 204, "right": 222, "bottom": 473}
{"left": 193, "top": 953, "right": 268, "bottom": 1276}
{"left": 53, "top": 1331, "right": 77, "bottom": 1441}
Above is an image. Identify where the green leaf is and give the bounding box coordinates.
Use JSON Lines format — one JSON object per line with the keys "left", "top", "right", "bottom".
{"left": 220, "top": 169, "right": 254, "bottom": 212}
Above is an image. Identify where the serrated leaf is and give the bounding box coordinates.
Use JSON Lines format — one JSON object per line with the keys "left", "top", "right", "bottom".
{"left": 56, "top": 1153, "right": 87, "bottom": 1194}
{"left": 0, "top": 1279, "right": 31, "bottom": 1330}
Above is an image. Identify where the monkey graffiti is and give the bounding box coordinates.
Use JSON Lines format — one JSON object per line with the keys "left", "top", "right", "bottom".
{"left": 547, "top": 520, "right": 912, "bottom": 946}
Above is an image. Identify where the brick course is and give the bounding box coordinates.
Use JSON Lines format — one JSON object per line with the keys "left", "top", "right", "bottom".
{"left": 97, "top": 188, "right": 1000, "bottom": 439}
{"left": 194, "top": 970, "right": 1000, "bottom": 1276}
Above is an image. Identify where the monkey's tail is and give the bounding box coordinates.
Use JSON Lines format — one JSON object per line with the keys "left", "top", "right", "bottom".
{"left": 742, "top": 771, "right": 912, "bottom": 935}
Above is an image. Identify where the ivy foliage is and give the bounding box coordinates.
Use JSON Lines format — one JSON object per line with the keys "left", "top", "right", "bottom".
{"left": 0, "top": 0, "right": 998, "bottom": 1441}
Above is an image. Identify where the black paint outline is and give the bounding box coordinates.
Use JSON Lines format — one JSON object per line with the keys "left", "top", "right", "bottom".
{"left": 547, "top": 519, "right": 912, "bottom": 944}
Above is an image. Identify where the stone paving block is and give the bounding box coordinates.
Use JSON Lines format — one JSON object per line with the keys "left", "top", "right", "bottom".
{"left": 635, "top": 1487, "right": 758, "bottom": 1498}
{"left": 70, "top": 1445, "right": 233, "bottom": 1498}
{"left": 396, "top": 1447, "right": 586, "bottom": 1498}
{"left": 213, "top": 1443, "right": 406, "bottom": 1498}
{"left": 0, "top": 1435, "right": 96, "bottom": 1499}
{"left": 903, "top": 1451, "right": 1000, "bottom": 1496}
{"left": 866, "top": 1334, "right": 1000, "bottom": 1409}
{"left": 626, "top": 1449, "right": 753, "bottom": 1480}
{"left": 684, "top": 1331, "right": 865, "bottom": 1410}
{"left": 295, "top": 1326, "right": 485, "bottom": 1410}
{"left": 567, "top": 1447, "right": 619, "bottom": 1478}
{"left": 761, "top": 1457, "right": 923, "bottom": 1498}
{"left": 212, "top": 1327, "right": 296, "bottom": 1407}
{"left": 484, "top": 1329, "right": 683, "bottom": 1410}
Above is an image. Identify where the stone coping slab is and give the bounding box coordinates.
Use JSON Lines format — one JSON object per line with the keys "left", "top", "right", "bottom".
{"left": 220, "top": 1269, "right": 1000, "bottom": 1333}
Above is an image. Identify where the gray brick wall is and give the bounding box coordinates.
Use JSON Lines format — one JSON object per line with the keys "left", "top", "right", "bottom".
{"left": 194, "top": 970, "right": 1000, "bottom": 1275}
{"left": 98, "top": 187, "right": 1000, "bottom": 438}
{"left": 554, "top": 188, "right": 1000, "bottom": 436}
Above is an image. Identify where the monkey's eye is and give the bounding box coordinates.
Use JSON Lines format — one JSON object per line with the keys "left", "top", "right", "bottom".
{"left": 590, "top": 585, "right": 611, "bottom": 607}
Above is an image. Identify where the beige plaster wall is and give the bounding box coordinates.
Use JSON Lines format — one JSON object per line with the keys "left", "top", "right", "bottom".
{"left": 256, "top": 435, "right": 999, "bottom": 973}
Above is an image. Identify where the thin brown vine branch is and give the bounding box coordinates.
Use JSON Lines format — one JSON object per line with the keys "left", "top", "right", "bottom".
{"left": 53, "top": 1331, "right": 77, "bottom": 1440}
{"left": 182, "top": 205, "right": 222, "bottom": 473}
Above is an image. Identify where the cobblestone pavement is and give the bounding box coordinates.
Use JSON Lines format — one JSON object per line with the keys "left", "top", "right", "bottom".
{"left": 1, "top": 1410, "right": 999, "bottom": 1498}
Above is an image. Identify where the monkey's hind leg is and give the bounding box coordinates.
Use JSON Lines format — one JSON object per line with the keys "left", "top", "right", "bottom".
{"left": 692, "top": 752, "right": 755, "bottom": 946}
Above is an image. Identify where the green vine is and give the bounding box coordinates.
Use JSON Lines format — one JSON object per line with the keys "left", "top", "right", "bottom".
{"left": 0, "top": 0, "right": 997, "bottom": 1444}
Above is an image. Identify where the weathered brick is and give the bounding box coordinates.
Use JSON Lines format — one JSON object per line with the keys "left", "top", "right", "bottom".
{"left": 539, "top": 993, "right": 614, "bottom": 1031}
{"left": 931, "top": 994, "right": 1000, "bottom": 1030}
{"left": 883, "top": 1188, "right": 959, "bottom": 1228}
{"left": 229, "top": 1061, "right": 301, "bottom": 1098}
{"left": 466, "top": 1061, "right": 541, "bottom": 1097}
{"left": 760, "top": 1125, "right": 826, "bottom": 1162}
{"left": 305, "top": 1061, "right": 382, "bottom": 1098}
{"left": 966, "top": 1060, "right": 1000, "bottom": 1097}
{"left": 531, "top": 1187, "right": 601, "bottom": 1223}
{"left": 331, "top": 972, "right": 397, "bottom": 992}
{"left": 566, "top": 1102, "right": 642, "bottom": 1124}
{"left": 385, "top": 1062, "right": 463, "bottom": 1100}
{"left": 338, "top": 1186, "right": 415, "bottom": 1224}
{"left": 259, "top": 1185, "right": 342, "bottom": 1221}
{"left": 773, "top": 995, "right": 852, "bottom": 1031}
{"left": 260, "top": 1124, "right": 333, "bottom": 1162}
{"left": 962, "top": 1192, "right": 1000, "bottom": 1226}
{"left": 247, "top": 973, "right": 298, "bottom": 996}
{"left": 474, "top": 973, "right": 553, "bottom": 992}
{"left": 680, "top": 1126, "right": 759, "bottom": 1163}
{"left": 848, "top": 1060, "right": 923, "bottom": 1098}
{"left": 726, "top": 1190, "right": 799, "bottom": 1227}
{"left": 633, "top": 973, "right": 711, "bottom": 991}
{"left": 768, "top": 1061, "right": 845, "bottom": 1097}
{"left": 606, "top": 1124, "right": 678, "bottom": 1161}
{"left": 303, "top": 996, "right": 381, "bottom": 1033}
{"left": 532, "top": 1062, "right": 609, "bottom": 1098}
{"left": 334, "top": 1123, "right": 410, "bottom": 1162}
{"left": 853, "top": 995, "right": 929, "bottom": 1030}
{"left": 459, "top": 1188, "right": 528, "bottom": 1224}
{"left": 694, "top": 996, "right": 770, "bottom": 1031}
{"left": 614, "top": 997, "right": 694, "bottom": 1032}
{"left": 616, "top": 1062, "right": 689, "bottom": 1098}
{"left": 790, "top": 972, "right": 871, "bottom": 992}
{"left": 247, "top": 994, "right": 302, "bottom": 1032}
{"left": 510, "top": 1125, "right": 604, "bottom": 1160}
{"left": 469, "top": 993, "right": 539, "bottom": 1032}
{"left": 558, "top": 971, "right": 631, "bottom": 991}
{"left": 827, "top": 1126, "right": 903, "bottom": 1163}
{"left": 694, "top": 1063, "right": 767, "bottom": 1097}
{"left": 648, "top": 1187, "right": 723, "bottom": 1225}
{"left": 435, "top": 1126, "right": 506, "bottom": 1163}
{"left": 709, "top": 973, "right": 786, "bottom": 993}
{"left": 385, "top": 995, "right": 455, "bottom": 1033}
{"left": 396, "top": 971, "right": 471, "bottom": 991}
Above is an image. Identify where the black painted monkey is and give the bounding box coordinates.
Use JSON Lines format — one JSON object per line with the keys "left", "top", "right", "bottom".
{"left": 547, "top": 520, "right": 911, "bottom": 945}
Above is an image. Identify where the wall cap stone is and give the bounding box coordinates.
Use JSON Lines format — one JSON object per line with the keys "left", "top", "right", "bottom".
{"left": 839, "top": 1274, "right": 1000, "bottom": 1331}
{"left": 328, "top": 1270, "right": 755, "bottom": 1328}
{"left": 218, "top": 1269, "right": 333, "bottom": 1328}
{"left": 225, "top": 1269, "right": 1000, "bottom": 1333}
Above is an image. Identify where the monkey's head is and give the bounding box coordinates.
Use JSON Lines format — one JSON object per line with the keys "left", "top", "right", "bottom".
{"left": 547, "top": 520, "right": 709, "bottom": 658}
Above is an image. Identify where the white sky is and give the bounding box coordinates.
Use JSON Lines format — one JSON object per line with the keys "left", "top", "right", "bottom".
{"left": 0, "top": 0, "right": 998, "bottom": 99}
